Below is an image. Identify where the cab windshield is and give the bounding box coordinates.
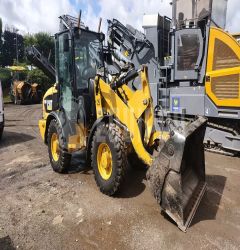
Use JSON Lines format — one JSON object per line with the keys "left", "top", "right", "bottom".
{"left": 74, "top": 31, "right": 103, "bottom": 89}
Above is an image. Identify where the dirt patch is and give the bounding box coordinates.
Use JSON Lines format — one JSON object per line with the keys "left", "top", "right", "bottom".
{"left": 0, "top": 104, "right": 240, "bottom": 249}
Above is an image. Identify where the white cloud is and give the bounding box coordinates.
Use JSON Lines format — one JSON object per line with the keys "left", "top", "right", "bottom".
{"left": 0, "top": 0, "right": 77, "bottom": 34}
{"left": 0, "top": 0, "right": 172, "bottom": 34}
{"left": 0, "top": 0, "right": 239, "bottom": 35}
{"left": 80, "top": 0, "right": 240, "bottom": 34}
{"left": 83, "top": 0, "right": 172, "bottom": 33}
{"left": 226, "top": 0, "right": 240, "bottom": 33}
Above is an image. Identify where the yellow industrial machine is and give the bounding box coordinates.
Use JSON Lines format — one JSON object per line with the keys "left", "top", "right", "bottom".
{"left": 107, "top": 0, "right": 240, "bottom": 156}
{"left": 8, "top": 66, "right": 42, "bottom": 105}
{"left": 39, "top": 15, "right": 207, "bottom": 232}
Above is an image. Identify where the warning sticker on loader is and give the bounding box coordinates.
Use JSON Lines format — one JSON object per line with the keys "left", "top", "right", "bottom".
{"left": 172, "top": 97, "right": 180, "bottom": 112}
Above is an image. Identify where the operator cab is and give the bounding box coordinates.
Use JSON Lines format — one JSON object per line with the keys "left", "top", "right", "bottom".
{"left": 54, "top": 16, "right": 105, "bottom": 151}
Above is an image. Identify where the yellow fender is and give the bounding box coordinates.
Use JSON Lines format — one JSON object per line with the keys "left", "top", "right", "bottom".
{"left": 95, "top": 66, "right": 154, "bottom": 166}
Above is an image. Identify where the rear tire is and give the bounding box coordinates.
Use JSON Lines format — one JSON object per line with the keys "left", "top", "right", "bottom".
{"left": 47, "top": 119, "right": 71, "bottom": 173}
{"left": 91, "top": 123, "right": 127, "bottom": 196}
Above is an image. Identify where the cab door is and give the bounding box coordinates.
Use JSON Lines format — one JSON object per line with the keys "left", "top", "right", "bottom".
{"left": 56, "top": 31, "right": 86, "bottom": 152}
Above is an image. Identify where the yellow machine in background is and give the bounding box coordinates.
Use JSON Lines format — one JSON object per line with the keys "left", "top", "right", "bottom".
{"left": 159, "top": 1, "right": 240, "bottom": 155}
{"left": 8, "top": 66, "right": 42, "bottom": 105}
{"left": 206, "top": 27, "right": 240, "bottom": 108}
{"left": 106, "top": 0, "right": 240, "bottom": 155}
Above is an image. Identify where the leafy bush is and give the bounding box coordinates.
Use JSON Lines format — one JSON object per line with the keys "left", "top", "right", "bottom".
{"left": 27, "top": 68, "right": 53, "bottom": 92}
{"left": 0, "top": 67, "right": 53, "bottom": 95}
{"left": 0, "top": 68, "right": 11, "bottom": 90}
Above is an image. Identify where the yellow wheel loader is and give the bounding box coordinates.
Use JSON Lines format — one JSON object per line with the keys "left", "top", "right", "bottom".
{"left": 39, "top": 15, "right": 207, "bottom": 231}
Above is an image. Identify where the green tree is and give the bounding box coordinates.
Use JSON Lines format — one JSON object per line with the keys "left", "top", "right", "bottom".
{"left": 1, "top": 30, "right": 24, "bottom": 67}
{"left": 23, "top": 32, "right": 55, "bottom": 94}
{"left": 24, "top": 32, "right": 55, "bottom": 65}
{"left": 0, "top": 67, "right": 11, "bottom": 90}
{"left": 24, "top": 34, "right": 36, "bottom": 47}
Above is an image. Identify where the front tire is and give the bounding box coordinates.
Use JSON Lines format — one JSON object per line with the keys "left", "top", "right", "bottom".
{"left": 47, "top": 119, "right": 71, "bottom": 173}
{"left": 91, "top": 123, "right": 127, "bottom": 196}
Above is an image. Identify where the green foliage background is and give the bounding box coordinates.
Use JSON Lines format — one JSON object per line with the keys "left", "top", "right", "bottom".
{"left": 0, "top": 17, "right": 55, "bottom": 97}
{"left": 28, "top": 68, "right": 53, "bottom": 92}
{"left": 24, "top": 32, "right": 55, "bottom": 65}
{"left": 0, "top": 68, "right": 11, "bottom": 89}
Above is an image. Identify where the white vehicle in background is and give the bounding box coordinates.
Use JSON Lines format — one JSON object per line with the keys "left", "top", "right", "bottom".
{"left": 0, "top": 80, "right": 4, "bottom": 140}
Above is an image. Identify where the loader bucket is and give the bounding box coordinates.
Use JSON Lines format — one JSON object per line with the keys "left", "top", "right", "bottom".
{"left": 147, "top": 117, "right": 207, "bottom": 232}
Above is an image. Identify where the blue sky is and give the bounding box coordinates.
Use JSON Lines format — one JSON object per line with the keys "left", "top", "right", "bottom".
{"left": 70, "top": 0, "right": 101, "bottom": 17}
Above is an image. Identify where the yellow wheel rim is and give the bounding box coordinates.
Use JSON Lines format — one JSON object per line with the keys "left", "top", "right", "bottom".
{"left": 97, "top": 143, "right": 113, "bottom": 180}
{"left": 51, "top": 133, "right": 60, "bottom": 162}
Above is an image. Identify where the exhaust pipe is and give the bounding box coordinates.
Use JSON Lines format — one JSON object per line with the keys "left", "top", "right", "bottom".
{"left": 147, "top": 116, "right": 207, "bottom": 232}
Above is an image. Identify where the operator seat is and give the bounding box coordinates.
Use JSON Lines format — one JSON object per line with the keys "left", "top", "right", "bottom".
{"left": 82, "top": 66, "right": 96, "bottom": 89}
{"left": 78, "top": 76, "right": 97, "bottom": 129}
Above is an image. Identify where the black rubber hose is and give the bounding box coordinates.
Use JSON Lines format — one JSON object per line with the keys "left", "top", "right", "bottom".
{"left": 112, "top": 69, "right": 138, "bottom": 89}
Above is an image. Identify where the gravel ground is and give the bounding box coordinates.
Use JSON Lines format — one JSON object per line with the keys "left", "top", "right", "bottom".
{"left": 0, "top": 104, "right": 239, "bottom": 250}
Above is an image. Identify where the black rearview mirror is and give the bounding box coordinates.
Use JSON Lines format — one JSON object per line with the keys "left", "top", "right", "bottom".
{"left": 99, "top": 32, "right": 105, "bottom": 42}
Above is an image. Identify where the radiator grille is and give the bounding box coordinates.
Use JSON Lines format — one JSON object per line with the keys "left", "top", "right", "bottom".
{"left": 211, "top": 74, "right": 239, "bottom": 100}
{"left": 213, "top": 39, "right": 240, "bottom": 70}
